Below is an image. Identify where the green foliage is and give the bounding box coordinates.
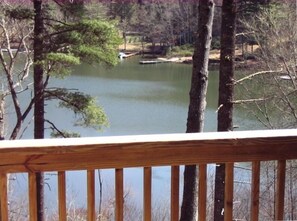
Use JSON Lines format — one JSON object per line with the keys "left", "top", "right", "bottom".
{"left": 46, "top": 19, "right": 121, "bottom": 75}
{"left": 73, "top": 20, "right": 121, "bottom": 65}
{"left": 39, "top": 6, "right": 120, "bottom": 136}
{"left": 46, "top": 53, "right": 80, "bottom": 77}
{"left": 0, "top": 2, "right": 124, "bottom": 138}
{"left": 169, "top": 44, "right": 194, "bottom": 57}
{"left": 46, "top": 53, "right": 80, "bottom": 65}
{"left": 74, "top": 98, "right": 108, "bottom": 129}
{"left": 46, "top": 89, "right": 108, "bottom": 131}
{"left": 50, "top": 130, "right": 81, "bottom": 138}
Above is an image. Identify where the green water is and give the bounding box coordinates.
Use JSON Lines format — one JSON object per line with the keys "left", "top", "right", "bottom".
{"left": 43, "top": 56, "right": 259, "bottom": 139}
{"left": 11, "top": 56, "right": 260, "bottom": 214}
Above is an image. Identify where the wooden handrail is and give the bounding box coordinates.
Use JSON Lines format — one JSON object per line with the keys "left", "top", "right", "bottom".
{"left": 0, "top": 129, "right": 297, "bottom": 221}
{"left": 0, "top": 129, "right": 297, "bottom": 173}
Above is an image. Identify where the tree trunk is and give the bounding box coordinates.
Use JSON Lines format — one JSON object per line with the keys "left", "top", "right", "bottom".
{"left": 180, "top": 1, "right": 214, "bottom": 220}
{"left": 33, "top": 1, "right": 45, "bottom": 220}
{"left": 214, "top": 0, "right": 237, "bottom": 220}
{"left": 0, "top": 95, "right": 4, "bottom": 141}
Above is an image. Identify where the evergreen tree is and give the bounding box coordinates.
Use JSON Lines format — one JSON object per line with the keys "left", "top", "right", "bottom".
{"left": 1, "top": 2, "right": 121, "bottom": 219}
{"left": 1, "top": 1, "right": 121, "bottom": 140}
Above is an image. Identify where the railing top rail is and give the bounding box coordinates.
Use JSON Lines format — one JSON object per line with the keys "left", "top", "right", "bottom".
{"left": 2, "top": 129, "right": 297, "bottom": 148}
{"left": 0, "top": 129, "right": 297, "bottom": 173}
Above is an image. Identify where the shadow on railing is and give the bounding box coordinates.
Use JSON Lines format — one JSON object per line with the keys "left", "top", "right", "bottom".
{"left": 1, "top": 129, "right": 297, "bottom": 221}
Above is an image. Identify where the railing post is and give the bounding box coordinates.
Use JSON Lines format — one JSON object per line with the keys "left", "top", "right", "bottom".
{"left": 87, "top": 170, "right": 96, "bottom": 221}
{"left": 144, "top": 167, "right": 152, "bottom": 221}
{"left": 198, "top": 164, "right": 207, "bottom": 221}
{"left": 115, "top": 169, "right": 124, "bottom": 221}
{"left": 0, "top": 173, "right": 8, "bottom": 221}
{"left": 58, "top": 171, "right": 67, "bottom": 221}
{"left": 28, "top": 172, "right": 38, "bottom": 221}
{"left": 171, "top": 166, "right": 179, "bottom": 221}
{"left": 224, "top": 163, "right": 234, "bottom": 221}
{"left": 251, "top": 161, "right": 260, "bottom": 221}
{"left": 275, "top": 160, "right": 286, "bottom": 220}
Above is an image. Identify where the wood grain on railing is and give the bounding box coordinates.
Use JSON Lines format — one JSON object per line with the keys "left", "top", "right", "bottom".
{"left": 198, "top": 164, "right": 207, "bottom": 221}
{"left": 0, "top": 173, "right": 8, "bottom": 221}
{"left": 144, "top": 167, "right": 152, "bottom": 221}
{"left": 251, "top": 161, "right": 260, "bottom": 221}
{"left": 0, "top": 130, "right": 297, "bottom": 173}
{"left": 29, "top": 172, "right": 38, "bottom": 221}
{"left": 58, "top": 171, "right": 66, "bottom": 221}
{"left": 87, "top": 170, "right": 96, "bottom": 221}
{"left": 115, "top": 168, "right": 123, "bottom": 221}
{"left": 275, "top": 160, "right": 286, "bottom": 220}
{"left": 171, "top": 166, "right": 179, "bottom": 221}
{"left": 224, "top": 163, "right": 234, "bottom": 221}
{"left": 0, "top": 129, "right": 296, "bottom": 221}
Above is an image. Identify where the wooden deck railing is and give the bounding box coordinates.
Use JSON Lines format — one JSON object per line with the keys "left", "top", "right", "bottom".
{"left": 1, "top": 129, "right": 297, "bottom": 221}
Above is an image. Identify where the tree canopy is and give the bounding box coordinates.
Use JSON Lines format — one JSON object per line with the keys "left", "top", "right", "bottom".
{"left": 0, "top": 1, "right": 121, "bottom": 140}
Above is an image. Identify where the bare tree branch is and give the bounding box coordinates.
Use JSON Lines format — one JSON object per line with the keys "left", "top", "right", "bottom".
{"left": 232, "top": 97, "right": 270, "bottom": 104}
{"left": 234, "top": 69, "right": 283, "bottom": 85}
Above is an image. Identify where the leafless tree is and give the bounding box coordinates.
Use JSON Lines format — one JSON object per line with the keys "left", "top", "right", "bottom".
{"left": 236, "top": 2, "right": 297, "bottom": 129}
{"left": 0, "top": 3, "right": 34, "bottom": 140}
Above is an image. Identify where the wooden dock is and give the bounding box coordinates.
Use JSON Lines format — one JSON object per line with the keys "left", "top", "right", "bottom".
{"left": 139, "top": 60, "right": 165, "bottom": 64}
{"left": 139, "top": 57, "right": 179, "bottom": 65}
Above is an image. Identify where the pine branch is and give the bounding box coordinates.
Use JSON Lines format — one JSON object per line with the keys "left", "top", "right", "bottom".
{"left": 45, "top": 119, "right": 67, "bottom": 138}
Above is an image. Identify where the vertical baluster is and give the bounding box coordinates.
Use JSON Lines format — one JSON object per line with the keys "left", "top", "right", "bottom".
{"left": 171, "top": 166, "right": 179, "bottom": 221}
{"left": 115, "top": 169, "right": 124, "bottom": 221}
{"left": 144, "top": 167, "right": 152, "bottom": 221}
{"left": 0, "top": 173, "right": 8, "bottom": 221}
{"left": 87, "top": 170, "right": 96, "bottom": 221}
{"left": 199, "top": 164, "right": 207, "bottom": 221}
{"left": 58, "top": 171, "right": 67, "bottom": 221}
{"left": 224, "top": 163, "right": 234, "bottom": 221}
{"left": 251, "top": 161, "right": 260, "bottom": 221}
{"left": 275, "top": 160, "right": 286, "bottom": 220}
{"left": 28, "top": 172, "right": 38, "bottom": 221}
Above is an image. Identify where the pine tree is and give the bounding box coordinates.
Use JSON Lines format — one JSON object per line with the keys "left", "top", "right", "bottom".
{"left": 1, "top": 2, "right": 121, "bottom": 219}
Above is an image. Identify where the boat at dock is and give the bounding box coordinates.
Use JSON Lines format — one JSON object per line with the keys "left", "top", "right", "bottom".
{"left": 118, "top": 51, "right": 139, "bottom": 59}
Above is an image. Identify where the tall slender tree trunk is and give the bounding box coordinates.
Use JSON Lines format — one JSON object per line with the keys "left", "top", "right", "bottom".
{"left": 180, "top": 1, "right": 214, "bottom": 220}
{"left": 0, "top": 95, "right": 4, "bottom": 141}
{"left": 0, "top": 95, "right": 3, "bottom": 221}
{"left": 214, "top": 1, "right": 237, "bottom": 220}
{"left": 33, "top": 1, "right": 45, "bottom": 220}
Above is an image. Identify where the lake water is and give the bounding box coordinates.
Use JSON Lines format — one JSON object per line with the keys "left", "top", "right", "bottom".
{"left": 9, "top": 56, "right": 260, "bottom": 218}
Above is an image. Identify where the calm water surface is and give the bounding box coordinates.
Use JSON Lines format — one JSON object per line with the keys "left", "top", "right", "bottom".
{"left": 12, "top": 56, "right": 260, "bottom": 216}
